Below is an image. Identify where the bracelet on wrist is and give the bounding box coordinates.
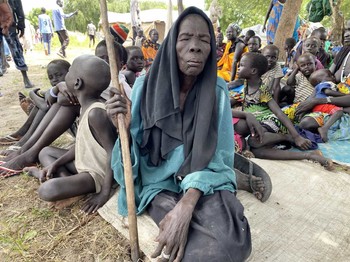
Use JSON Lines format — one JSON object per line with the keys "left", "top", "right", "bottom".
{"left": 49, "top": 88, "right": 58, "bottom": 98}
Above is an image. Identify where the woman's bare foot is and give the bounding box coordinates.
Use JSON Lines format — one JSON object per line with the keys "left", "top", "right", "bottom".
{"left": 236, "top": 169, "right": 265, "bottom": 200}
{"left": 317, "top": 127, "right": 329, "bottom": 142}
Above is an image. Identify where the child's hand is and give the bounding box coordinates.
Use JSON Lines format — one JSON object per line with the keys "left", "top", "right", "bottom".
{"left": 56, "top": 82, "right": 79, "bottom": 105}
{"left": 246, "top": 114, "right": 264, "bottom": 143}
{"left": 294, "top": 136, "right": 312, "bottom": 150}
{"left": 292, "top": 63, "right": 299, "bottom": 71}
{"left": 81, "top": 192, "right": 109, "bottom": 214}
{"left": 41, "top": 164, "right": 58, "bottom": 183}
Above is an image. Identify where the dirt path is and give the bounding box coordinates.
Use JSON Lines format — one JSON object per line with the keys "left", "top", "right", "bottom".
{"left": 0, "top": 50, "right": 132, "bottom": 261}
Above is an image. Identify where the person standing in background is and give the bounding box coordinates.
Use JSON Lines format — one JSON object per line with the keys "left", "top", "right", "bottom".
{"left": 86, "top": 21, "right": 96, "bottom": 48}
{"left": 0, "top": 0, "right": 34, "bottom": 88}
{"left": 52, "top": 0, "right": 78, "bottom": 58}
{"left": 38, "top": 8, "right": 53, "bottom": 55}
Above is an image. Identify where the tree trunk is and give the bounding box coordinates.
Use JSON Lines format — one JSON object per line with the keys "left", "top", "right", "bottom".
{"left": 177, "top": 0, "right": 184, "bottom": 15}
{"left": 274, "top": 0, "right": 303, "bottom": 62}
{"left": 331, "top": 0, "right": 344, "bottom": 45}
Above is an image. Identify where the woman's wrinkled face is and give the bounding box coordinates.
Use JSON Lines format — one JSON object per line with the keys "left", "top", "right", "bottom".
{"left": 176, "top": 14, "right": 211, "bottom": 77}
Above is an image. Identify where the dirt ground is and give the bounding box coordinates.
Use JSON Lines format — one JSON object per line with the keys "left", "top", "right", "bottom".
{"left": 0, "top": 49, "right": 133, "bottom": 261}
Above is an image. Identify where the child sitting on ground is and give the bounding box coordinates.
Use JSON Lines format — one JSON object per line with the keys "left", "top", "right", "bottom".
{"left": 24, "top": 55, "right": 117, "bottom": 213}
{"left": 247, "top": 36, "right": 261, "bottom": 53}
{"left": 261, "top": 45, "right": 284, "bottom": 102}
{"left": 281, "top": 52, "right": 317, "bottom": 106}
{"left": 0, "top": 59, "right": 71, "bottom": 150}
{"left": 233, "top": 52, "right": 333, "bottom": 170}
{"left": 283, "top": 37, "right": 296, "bottom": 75}
{"left": 122, "top": 46, "right": 144, "bottom": 87}
{"left": 299, "top": 69, "right": 350, "bottom": 142}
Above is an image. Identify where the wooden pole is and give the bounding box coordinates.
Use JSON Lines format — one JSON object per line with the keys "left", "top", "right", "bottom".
{"left": 99, "top": 1, "right": 140, "bottom": 261}
{"left": 274, "top": 0, "right": 302, "bottom": 62}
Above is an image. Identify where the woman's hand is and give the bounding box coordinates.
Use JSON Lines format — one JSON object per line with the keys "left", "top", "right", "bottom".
{"left": 151, "top": 201, "right": 193, "bottom": 262}
{"left": 151, "top": 189, "right": 201, "bottom": 262}
{"left": 293, "top": 135, "right": 312, "bottom": 151}
{"left": 56, "top": 82, "right": 79, "bottom": 105}
{"left": 246, "top": 114, "right": 264, "bottom": 143}
{"left": 81, "top": 192, "right": 109, "bottom": 214}
{"left": 105, "top": 87, "right": 131, "bottom": 131}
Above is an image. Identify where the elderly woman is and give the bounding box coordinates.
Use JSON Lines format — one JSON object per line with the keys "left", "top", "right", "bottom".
{"left": 217, "top": 23, "right": 248, "bottom": 82}
{"left": 106, "top": 7, "right": 251, "bottom": 262}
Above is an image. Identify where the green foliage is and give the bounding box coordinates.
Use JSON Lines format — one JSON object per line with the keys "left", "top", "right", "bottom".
{"left": 27, "top": 8, "right": 42, "bottom": 29}
{"left": 64, "top": 0, "right": 101, "bottom": 33}
{"left": 140, "top": 1, "right": 167, "bottom": 10}
{"left": 204, "top": 0, "right": 349, "bottom": 32}
{"left": 205, "top": 0, "right": 267, "bottom": 31}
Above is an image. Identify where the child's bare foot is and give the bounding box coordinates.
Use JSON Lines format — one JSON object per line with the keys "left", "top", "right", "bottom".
{"left": 3, "top": 149, "right": 21, "bottom": 161}
{"left": 242, "top": 150, "right": 255, "bottom": 158}
{"left": 0, "top": 152, "right": 37, "bottom": 176}
{"left": 318, "top": 127, "right": 329, "bottom": 142}
{"left": 53, "top": 196, "right": 84, "bottom": 210}
{"left": 307, "top": 151, "right": 334, "bottom": 171}
{"left": 23, "top": 166, "right": 43, "bottom": 180}
{"left": 236, "top": 169, "right": 265, "bottom": 201}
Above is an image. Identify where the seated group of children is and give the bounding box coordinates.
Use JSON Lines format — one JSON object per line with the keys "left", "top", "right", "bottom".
{"left": 0, "top": 39, "right": 145, "bottom": 212}
{"left": 226, "top": 27, "right": 350, "bottom": 171}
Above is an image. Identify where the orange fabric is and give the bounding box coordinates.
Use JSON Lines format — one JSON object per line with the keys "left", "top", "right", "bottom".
{"left": 217, "top": 41, "right": 248, "bottom": 81}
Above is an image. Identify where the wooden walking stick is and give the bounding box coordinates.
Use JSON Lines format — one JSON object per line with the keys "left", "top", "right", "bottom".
{"left": 99, "top": 1, "right": 140, "bottom": 261}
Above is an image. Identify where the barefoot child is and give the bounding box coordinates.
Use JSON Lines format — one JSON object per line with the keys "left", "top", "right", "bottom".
{"left": 122, "top": 46, "right": 144, "bottom": 87}
{"left": 235, "top": 52, "right": 333, "bottom": 170}
{"left": 261, "top": 44, "right": 284, "bottom": 102}
{"left": 282, "top": 52, "right": 317, "bottom": 106}
{"left": 24, "top": 55, "right": 118, "bottom": 213}
{"left": 299, "top": 69, "right": 350, "bottom": 142}
{"left": 0, "top": 59, "right": 70, "bottom": 153}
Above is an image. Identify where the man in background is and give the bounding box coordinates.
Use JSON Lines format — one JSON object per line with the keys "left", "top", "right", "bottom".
{"left": 52, "top": 0, "right": 78, "bottom": 58}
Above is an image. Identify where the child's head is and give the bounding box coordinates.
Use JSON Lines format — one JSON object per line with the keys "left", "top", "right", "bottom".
{"left": 311, "top": 27, "right": 327, "bottom": 48}
{"left": 41, "top": 7, "right": 46, "bottom": 14}
{"left": 125, "top": 46, "right": 144, "bottom": 73}
{"left": 261, "top": 44, "right": 279, "bottom": 69}
{"left": 302, "top": 37, "right": 320, "bottom": 55}
{"left": 216, "top": 32, "right": 224, "bottom": 46}
{"left": 247, "top": 36, "right": 261, "bottom": 53}
{"left": 309, "top": 69, "right": 335, "bottom": 87}
{"left": 149, "top": 29, "right": 159, "bottom": 43}
{"left": 284, "top": 37, "right": 296, "bottom": 52}
{"left": 238, "top": 53, "right": 268, "bottom": 79}
{"left": 65, "top": 55, "right": 111, "bottom": 98}
{"left": 243, "top": 30, "right": 255, "bottom": 44}
{"left": 95, "top": 40, "right": 127, "bottom": 71}
{"left": 47, "top": 59, "right": 71, "bottom": 87}
{"left": 297, "top": 53, "right": 316, "bottom": 77}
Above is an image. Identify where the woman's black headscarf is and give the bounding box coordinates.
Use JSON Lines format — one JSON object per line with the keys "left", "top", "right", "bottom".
{"left": 140, "top": 6, "right": 218, "bottom": 178}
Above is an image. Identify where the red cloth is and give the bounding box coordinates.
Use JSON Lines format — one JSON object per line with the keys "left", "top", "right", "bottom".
{"left": 312, "top": 104, "right": 342, "bottom": 115}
